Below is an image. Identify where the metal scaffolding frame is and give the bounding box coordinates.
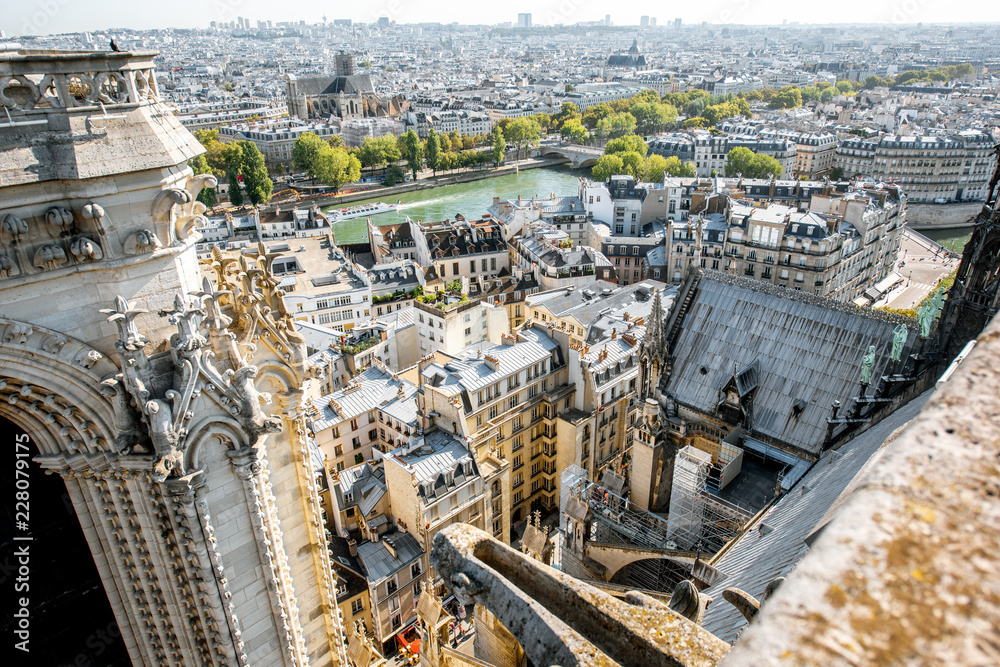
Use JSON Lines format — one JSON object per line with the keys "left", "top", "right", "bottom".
{"left": 667, "top": 446, "right": 752, "bottom": 554}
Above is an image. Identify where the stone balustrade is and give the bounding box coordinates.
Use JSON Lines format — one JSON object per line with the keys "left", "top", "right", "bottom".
{"left": 0, "top": 50, "right": 159, "bottom": 116}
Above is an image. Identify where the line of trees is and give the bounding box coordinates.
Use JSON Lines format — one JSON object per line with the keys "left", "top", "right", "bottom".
{"left": 591, "top": 133, "right": 697, "bottom": 182}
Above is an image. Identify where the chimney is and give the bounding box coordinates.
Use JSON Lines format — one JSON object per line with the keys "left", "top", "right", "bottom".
{"left": 348, "top": 538, "right": 358, "bottom": 556}
{"left": 383, "top": 536, "right": 397, "bottom": 559}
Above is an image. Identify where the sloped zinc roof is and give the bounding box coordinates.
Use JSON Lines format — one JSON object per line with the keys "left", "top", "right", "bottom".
{"left": 666, "top": 272, "right": 917, "bottom": 455}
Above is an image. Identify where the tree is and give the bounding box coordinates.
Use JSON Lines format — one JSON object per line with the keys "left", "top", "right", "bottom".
{"left": 631, "top": 102, "right": 677, "bottom": 134}
{"left": 581, "top": 102, "right": 614, "bottom": 129}
{"left": 565, "top": 83, "right": 575, "bottom": 92}
{"left": 328, "top": 135, "right": 345, "bottom": 149}
{"left": 504, "top": 117, "right": 541, "bottom": 160}
{"left": 383, "top": 164, "right": 405, "bottom": 186}
{"left": 292, "top": 132, "right": 327, "bottom": 178}
{"left": 664, "top": 155, "right": 696, "bottom": 177}
{"left": 314, "top": 144, "right": 361, "bottom": 194}
{"left": 863, "top": 75, "right": 891, "bottom": 90}
{"left": 189, "top": 155, "right": 218, "bottom": 208}
{"left": 835, "top": 80, "right": 853, "bottom": 94}
{"left": 725, "top": 146, "right": 783, "bottom": 179}
{"left": 604, "top": 134, "right": 648, "bottom": 157}
{"left": 491, "top": 127, "right": 506, "bottom": 167}
{"left": 643, "top": 154, "right": 668, "bottom": 182}
{"left": 592, "top": 154, "right": 626, "bottom": 181}
{"left": 830, "top": 166, "right": 845, "bottom": 181}
{"left": 820, "top": 88, "right": 835, "bottom": 102}
{"left": 597, "top": 112, "right": 637, "bottom": 139}
{"left": 239, "top": 141, "right": 273, "bottom": 206}
{"left": 399, "top": 129, "right": 423, "bottom": 179}
{"left": 768, "top": 86, "right": 803, "bottom": 109}
{"left": 801, "top": 86, "right": 821, "bottom": 102}
{"left": 425, "top": 128, "right": 441, "bottom": 176}
{"left": 193, "top": 128, "right": 226, "bottom": 176}
{"left": 222, "top": 142, "right": 244, "bottom": 207}
{"left": 619, "top": 151, "right": 644, "bottom": 178}
{"left": 560, "top": 118, "right": 589, "bottom": 145}
{"left": 681, "top": 117, "right": 708, "bottom": 129}
{"left": 440, "top": 134, "right": 452, "bottom": 153}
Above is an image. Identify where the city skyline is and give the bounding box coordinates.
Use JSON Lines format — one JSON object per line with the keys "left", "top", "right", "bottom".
{"left": 5, "top": 0, "right": 1000, "bottom": 37}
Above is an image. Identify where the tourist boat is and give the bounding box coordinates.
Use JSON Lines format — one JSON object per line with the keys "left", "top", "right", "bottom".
{"left": 327, "top": 201, "right": 398, "bottom": 222}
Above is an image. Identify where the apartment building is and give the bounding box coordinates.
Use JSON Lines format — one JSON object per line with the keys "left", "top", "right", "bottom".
{"left": 275, "top": 239, "right": 373, "bottom": 331}
{"left": 834, "top": 130, "right": 996, "bottom": 203}
{"left": 414, "top": 298, "right": 509, "bottom": 357}
{"left": 355, "top": 531, "right": 426, "bottom": 654}
{"left": 382, "top": 429, "right": 487, "bottom": 581}
{"left": 308, "top": 366, "right": 419, "bottom": 472}
{"left": 417, "top": 328, "right": 573, "bottom": 531}
{"left": 720, "top": 182, "right": 907, "bottom": 301}
{"left": 510, "top": 222, "right": 615, "bottom": 290}
{"left": 410, "top": 216, "right": 510, "bottom": 289}
{"left": 649, "top": 131, "right": 797, "bottom": 178}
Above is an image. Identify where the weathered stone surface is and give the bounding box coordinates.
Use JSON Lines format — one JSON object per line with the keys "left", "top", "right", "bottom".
{"left": 432, "top": 523, "right": 730, "bottom": 667}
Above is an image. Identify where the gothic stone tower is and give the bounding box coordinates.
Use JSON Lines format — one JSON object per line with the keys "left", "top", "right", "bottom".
{"left": 939, "top": 152, "right": 1000, "bottom": 358}
{"left": 630, "top": 290, "right": 677, "bottom": 512}
{"left": 0, "top": 50, "right": 347, "bottom": 665}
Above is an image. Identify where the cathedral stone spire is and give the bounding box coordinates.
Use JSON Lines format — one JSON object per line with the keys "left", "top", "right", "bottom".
{"left": 639, "top": 289, "right": 667, "bottom": 398}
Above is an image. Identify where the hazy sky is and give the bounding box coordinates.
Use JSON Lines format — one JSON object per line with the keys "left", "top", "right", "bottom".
{"left": 4, "top": 0, "right": 997, "bottom": 37}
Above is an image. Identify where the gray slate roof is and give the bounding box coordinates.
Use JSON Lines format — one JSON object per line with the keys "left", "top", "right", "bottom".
{"left": 666, "top": 272, "right": 918, "bottom": 455}
{"left": 355, "top": 531, "right": 423, "bottom": 583}
{"left": 700, "top": 391, "right": 932, "bottom": 643}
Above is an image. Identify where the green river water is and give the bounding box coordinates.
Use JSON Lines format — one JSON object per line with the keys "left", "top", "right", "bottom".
{"left": 325, "top": 166, "right": 583, "bottom": 245}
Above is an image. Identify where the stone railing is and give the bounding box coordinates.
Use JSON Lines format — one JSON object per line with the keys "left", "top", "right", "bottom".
{"left": 0, "top": 50, "right": 159, "bottom": 116}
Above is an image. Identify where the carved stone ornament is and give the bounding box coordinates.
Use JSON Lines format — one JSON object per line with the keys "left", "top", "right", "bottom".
{"left": 70, "top": 236, "right": 104, "bottom": 263}
{"left": 123, "top": 229, "right": 163, "bottom": 256}
{"left": 33, "top": 243, "right": 68, "bottom": 271}
{"left": 151, "top": 174, "right": 218, "bottom": 245}
{"left": 103, "top": 289, "right": 281, "bottom": 482}
{"left": 0, "top": 249, "right": 19, "bottom": 278}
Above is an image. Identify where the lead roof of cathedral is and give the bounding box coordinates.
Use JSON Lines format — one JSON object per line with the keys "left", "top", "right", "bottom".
{"left": 666, "top": 271, "right": 918, "bottom": 455}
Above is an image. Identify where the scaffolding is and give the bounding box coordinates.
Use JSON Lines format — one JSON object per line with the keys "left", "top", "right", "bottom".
{"left": 666, "top": 446, "right": 753, "bottom": 554}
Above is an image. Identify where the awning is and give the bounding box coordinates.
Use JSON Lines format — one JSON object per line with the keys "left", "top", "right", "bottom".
{"left": 395, "top": 621, "right": 420, "bottom": 654}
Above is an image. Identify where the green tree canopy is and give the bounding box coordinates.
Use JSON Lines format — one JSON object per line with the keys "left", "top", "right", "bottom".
{"left": 681, "top": 117, "right": 708, "bottom": 129}
{"left": 768, "top": 86, "right": 803, "bottom": 109}
{"left": 238, "top": 141, "right": 273, "bottom": 206}
{"left": 193, "top": 128, "right": 226, "bottom": 176}
{"left": 398, "top": 129, "right": 423, "bottom": 179}
{"left": 591, "top": 154, "right": 626, "bottom": 181}
{"left": 725, "top": 146, "right": 784, "bottom": 179}
{"left": 504, "top": 117, "right": 541, "bottom": 159}
{"left": 425, "top": 128, "right": 442, "bottom": 175}
{"left": 314, "top": 144, "right": 361, "bottom": 194}
{"left": 560, "top": 118, "right": 589, "bottom": 144}
{"left": 604, "top": 134, "right": 648, "bottom": 157}
{"left": 291, "top": 132, "right": 328, "bottom": 177}
{"left": 643, "top": 154, "right": 668, "bottom": 182}
{"left": 835, "top": 80, "right": 854, "bottom": 94}
{"left": 820, "top": 88, "right": 835, "bottom": 102}
{"left": 630, "top": 102, "right": 677, "bottom": 134}
{"left": 596, "top": 111, "right": 637, "bottom": 138}
{"left": 581, "top": 102, "right": 614, "bottom": 129}
{"left": 664, "top": 155, "right": 697, "bottom": 177}
{"left": 491, "top": 126, "right": 506, "bottom": 167}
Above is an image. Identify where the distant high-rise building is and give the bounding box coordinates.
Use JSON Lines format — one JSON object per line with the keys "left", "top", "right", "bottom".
{"left": 650, "top": 18, "right": 656, "bottom": 27}
{"left": 378, "top": 16, "right": 390, "bottom": 27}
{"left": 334, "top": 18, "right": 352, "bottom": 26}
{"left": 605, "top": 14, "right": 611, "bottom": 26}
{"left": 518, "top": 13, "right": 532, "bottom": 28}
{"left": 675, "top": 18, "right": 682, "bottom": 29}
{"left": 640, "top": 16, "right": 650, "bottom": 27}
